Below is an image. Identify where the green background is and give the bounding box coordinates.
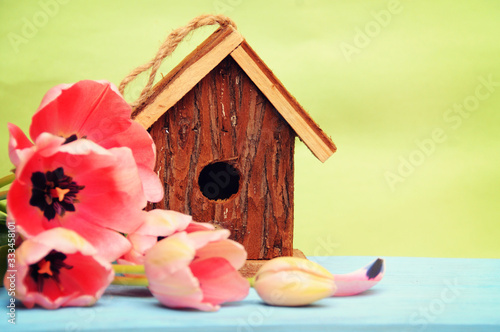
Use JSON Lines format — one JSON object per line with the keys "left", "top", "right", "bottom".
{"left": 1, "top": 0, "right": 499, "bottom": 258}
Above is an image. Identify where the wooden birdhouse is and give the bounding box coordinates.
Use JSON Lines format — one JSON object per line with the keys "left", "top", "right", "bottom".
{"left": 131, "top": 26, "right": 336, "bottom": 263}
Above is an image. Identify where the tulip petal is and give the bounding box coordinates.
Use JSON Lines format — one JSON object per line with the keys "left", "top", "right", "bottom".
{"left": 7, "top": 123, "right": 34, "bottom": 168}
{"left": 9, "top": 136, "right": 145, "bottom": 262}
{"left": 135, "top": 209, "right": 192, "bottom": 236}
{"left": 97, "top": 121, "right": 163, "bottom": 202}
{"left": 195, "top": 239, "right": 247, "bottom": 270}
{"left": 64, "top": 218, "right": 132, "bottom": 262}
{"left": 30, "top": 80, "right": 131, "bottom": 141}
{"left": 137, "top": 166, "right": 164, "bottom": 202}
{"left": 186, "top": 229, "right": 231, "bottom": 251}
{"left": 37, "top": 83, "right": 73, "bottom": 110}
{"left": 190, "top": 257, "right": 249, "bottom": 306}
{"left": 28, "top": 80, "right": 162, "bottom": 203}
{"left": 145, "top": 232, "right": 195, "bottom": 275}
{"left": 333, "top": 258, "right": 385, "bottom": 297}
{"left": 185, "top": 221, "right": 215, "bottom": 233}
{"left": 7, "top": 228, "right": 114, "bottom": 309}
{"left": 144, "top": 231, "right": 250, "bottom": 311}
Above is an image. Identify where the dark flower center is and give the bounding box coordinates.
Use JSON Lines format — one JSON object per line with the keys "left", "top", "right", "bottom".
{"left": 63, "top": 134, "right": 79, "bottom": 144}
{"left": 29, "top": 167, "right": 84, "bottom": 220}
{"left": 29, "top": 250, "right": 73, "bottom": 292}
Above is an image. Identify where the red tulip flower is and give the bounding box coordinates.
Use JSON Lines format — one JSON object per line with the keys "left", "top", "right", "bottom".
{"left": 11, "top": 80, "right": 163, "bottom": 202}
{"left": 5, "top": 228, "right": 114, "bottom": 309}
{"left": 7, "top": 133, "right": 147, "bottom": 261}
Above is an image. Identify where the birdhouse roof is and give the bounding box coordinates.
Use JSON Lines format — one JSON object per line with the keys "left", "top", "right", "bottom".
{"left": 131, "top": 26, "right": 336, "bottom": 162}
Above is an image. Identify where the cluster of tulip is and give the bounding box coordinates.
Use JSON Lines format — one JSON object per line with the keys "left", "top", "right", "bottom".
{"left": 2, "top": 80, "right": 384, "bottom": 311}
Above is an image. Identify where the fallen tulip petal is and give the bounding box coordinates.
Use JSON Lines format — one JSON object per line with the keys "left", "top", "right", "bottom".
{"left": 332, "top": 258, "right": 385, "bottom": 296}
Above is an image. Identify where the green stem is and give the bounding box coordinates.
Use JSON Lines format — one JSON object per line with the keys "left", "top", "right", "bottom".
{"left": 112, "top": 276, "right": 149, "bottom": 286}
{"left": 0, "top": 174, "right": 14, "bottom": 189}
{"left": 112, "top": 264, "right": 145, "bottom": 275}
{"left": 111, "top": 264, "right": 256, "bottom": 287}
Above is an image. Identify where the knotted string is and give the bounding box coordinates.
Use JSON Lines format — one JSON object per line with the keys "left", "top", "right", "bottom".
{"left": 119, "top": 14, "right": 237, "bottom": 109}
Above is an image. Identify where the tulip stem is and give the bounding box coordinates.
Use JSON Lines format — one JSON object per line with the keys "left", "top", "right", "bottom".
{"left": 112, "top": 264, "right": 145, "bottom": 275}
{"left": 112, "top": 276, "right": 149, "bottom": 287}
{"left": 0, "top": 173, "right": 14, "bottom": 189}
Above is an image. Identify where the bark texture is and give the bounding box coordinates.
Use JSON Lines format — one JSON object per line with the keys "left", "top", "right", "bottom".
{"left": 148, "top": 56, "right": 295, "bottom": 259}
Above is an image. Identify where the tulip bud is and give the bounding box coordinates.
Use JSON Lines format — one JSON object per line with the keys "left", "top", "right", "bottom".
{"left": 253, "top": 257, "right": 337, "bottom": 306}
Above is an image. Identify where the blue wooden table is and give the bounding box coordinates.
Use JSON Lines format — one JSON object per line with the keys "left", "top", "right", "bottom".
{"left": 1, "top": 256, "right": 499, "bottom": 331}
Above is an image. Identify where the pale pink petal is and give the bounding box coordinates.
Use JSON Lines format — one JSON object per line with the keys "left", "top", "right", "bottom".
{"left": 120, "top": 234, "right": 158, "bottom": 264}
{"left": 186, "top": 230, "right": 231, "bottom": 251}
{"left": 137, "top": 166, "right": 164, "bottom": 202}
{"left": 145, "top": 232, "right": 195, "bottom": 275}
{"left": 28, "top": 227, "right": 97, "bottom": 256}
{"left": 7, "top": 123, "right": 34, "bottom": 168}
{"left": 64, "top": 219, "right": 132, "bottom": 262}
{"left": 147, "top": 267, "right": 207, "bottom": 310}
{"left": 117, "top": 249, "right": 145, "bottom": 265}
{"left": 135, "top": 209, "right": 192, "bottom": 236}
{"left": 190, "top": 257, "right": 249, "bottom": 305}
{"left": 118, "top": 210, "right": 193, "bottom": 264}
{"left": 145, "top": 233, "right": 205, "bottom": 309}
{"left": 128, "top": 234, "right": 158, "bottom": 254}
{"left": 333, "top": 258, "right": 385, "bottom": 296}
{"left": 33, "top": 132, "right": 66, "bottom": 157}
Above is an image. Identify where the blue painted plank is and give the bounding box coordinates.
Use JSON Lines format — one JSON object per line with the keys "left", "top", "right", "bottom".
{"left": 1, "top": 256, "right": 499, "bottom": 331}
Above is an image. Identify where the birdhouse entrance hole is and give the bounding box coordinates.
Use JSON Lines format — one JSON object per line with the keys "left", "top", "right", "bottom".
{"left": 198, "top": 161, "right": 240, "bottom": 201}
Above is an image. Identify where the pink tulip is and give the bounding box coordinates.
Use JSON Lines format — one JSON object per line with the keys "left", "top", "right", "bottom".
{"left": 5, "top": 228, "right": 114, "bottom": 309}
{"left": 144, "top": 230, "right": 249, "bottom": 311}
{"left": 7, "top": 133, "right": 147, "bottom": 261}
{"left": 13, "top": 80, "right": 163, "bottom": 202}
{"left": 254, "top": 257, "right": 337, "bottom": 306}
{"left": 119, "top": 209, "right": 214, "bottom": 265}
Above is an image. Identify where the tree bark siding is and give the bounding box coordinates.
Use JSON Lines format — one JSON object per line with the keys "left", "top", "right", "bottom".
{"left": 148, "top": 56, "right": 295, "bottom": 259}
